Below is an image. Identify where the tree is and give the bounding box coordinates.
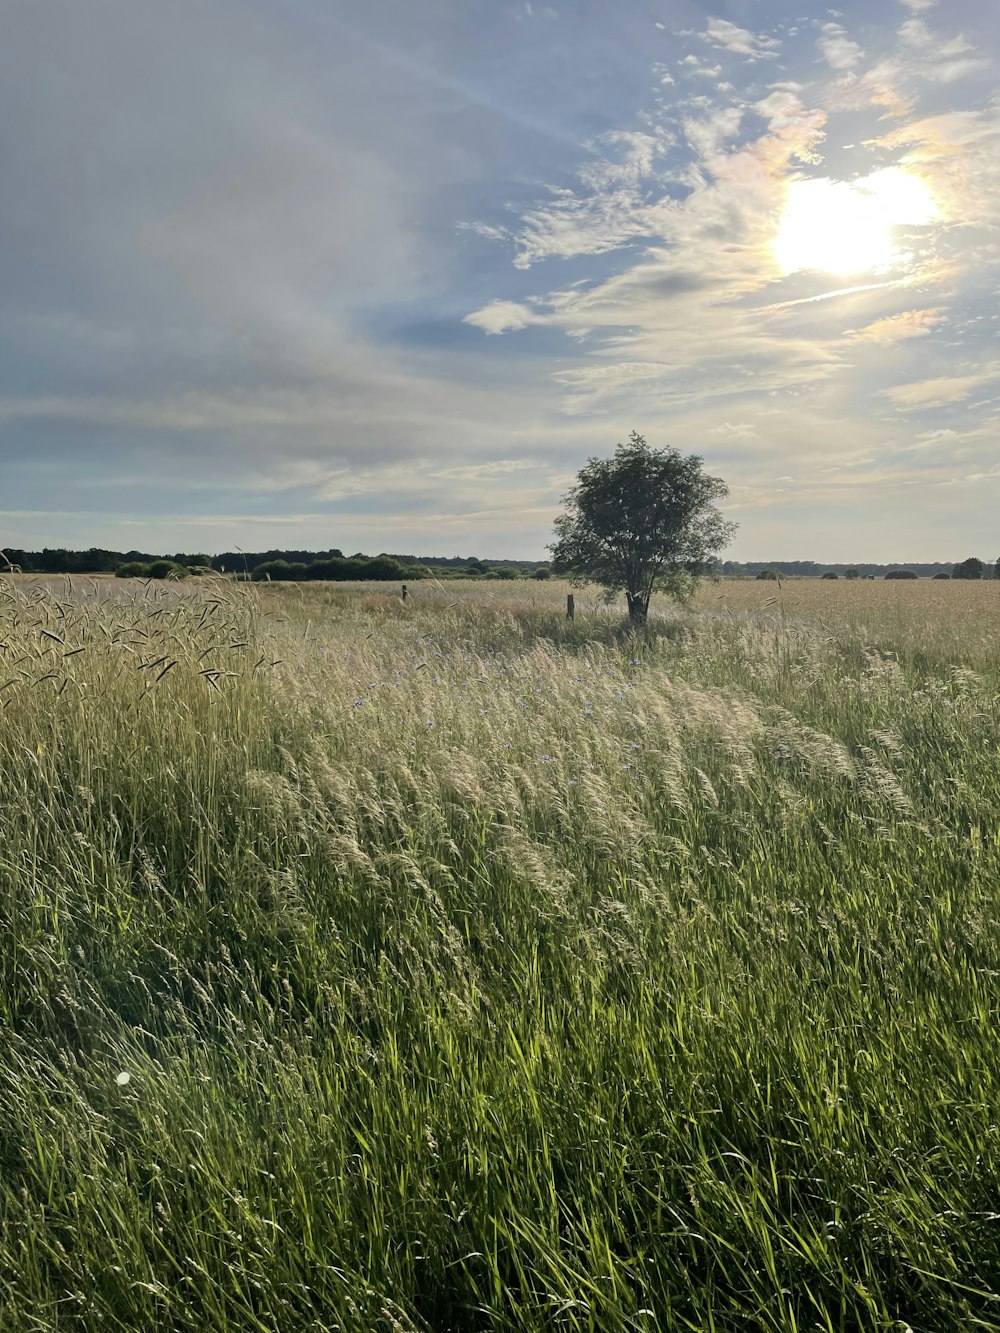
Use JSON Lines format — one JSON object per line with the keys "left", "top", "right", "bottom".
{"left": 952, "top": 556, "right": 984, "bottom": 580}
{"left": 844, "top": 569, "right": 859, "bottom": 580}
{"left": 885, "top": 570, "right": 918, "bottom": 580}
{"left": 549, "top": 431, "right": 736, "bottom": 623}
{"left": 821, "top": 571, "right": 839, "bottom": 579}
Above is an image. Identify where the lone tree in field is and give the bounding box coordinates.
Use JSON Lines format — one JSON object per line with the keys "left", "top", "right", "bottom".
{"left": 549, "top": 431, "right": 736, "bottom": 624}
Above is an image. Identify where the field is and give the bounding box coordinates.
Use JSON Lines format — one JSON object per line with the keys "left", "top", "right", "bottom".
{"left": 2, "top": 574, "right": 1000, "bottom": 1331}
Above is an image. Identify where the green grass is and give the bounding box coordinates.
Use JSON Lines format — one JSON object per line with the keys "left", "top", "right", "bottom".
{"left": 2, "top": 574, "right": 1000, "bottom": 1330}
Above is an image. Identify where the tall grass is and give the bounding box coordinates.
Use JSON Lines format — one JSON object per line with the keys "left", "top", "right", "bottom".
{"left": 2, "top": 575, "right": 1000, "bottom": 1330}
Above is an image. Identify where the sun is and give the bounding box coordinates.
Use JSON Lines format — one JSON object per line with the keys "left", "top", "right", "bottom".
{"left": 774, "top": 168, "right": 937, "bottom": 277}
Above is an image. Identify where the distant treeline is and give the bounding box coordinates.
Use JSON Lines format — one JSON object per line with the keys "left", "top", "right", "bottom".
{"left": 220, "top": 550, "right": 544, "bottom": 579}
{"left": 4, "top": 548, "right": 997, "bottom": 581}
{"left": 1, "top": 548, "right": 213, "bottom": 575}
{"left": 1, "top": 546, "right": 542, "bottom": 580}
{"left": 723, "top": 559, "right": 999, "bottom": 579}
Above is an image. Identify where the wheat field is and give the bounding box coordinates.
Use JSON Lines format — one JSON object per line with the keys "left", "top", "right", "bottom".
{"left": 2, "top": 574, "right": 999, "bottom": 1331}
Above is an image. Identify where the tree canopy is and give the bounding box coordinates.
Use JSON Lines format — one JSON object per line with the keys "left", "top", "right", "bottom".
{"left": 952, "top": 556, "right": 985, "bottom": 580}
{"left": 549, "top": 431, "right": 736, "bottom": 622}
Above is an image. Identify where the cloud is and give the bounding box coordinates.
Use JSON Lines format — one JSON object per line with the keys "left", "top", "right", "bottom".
{"left": 463, "top": 301, "right": 536, "bottom": 334}
{"left": 434, "top": 459, "right": 541, "bottom": 481}
{"left": 884, "top": 368, "right": 1000, "bottom": 410}
{"left": 826, "top": 58, "right": 915, "bottom": 120}
{"left": 683, "top": 107, "right": 745, "bottom": 159}
{"left": 314, "top": 457, "right": 541, "bottom": 502}
{"left": 496, "top": 128, "right": 675, "bottom": 270}
{"left": 702, "top": 18, "right": 781, "bottom": 61}
{"left": 551, "top": 361, "right": 673, "bottom": 394}
{"left": 484, "top": 86, "right": 821, "bottom": 300}
{"left": 680, "top": 55, "right": 723, "bottom": 79}
{"left": 895, "top": 19, "right": 990, "bottom": 82}
{"left": 850, "top": 308, "right": 944, "bottom": 343}
{"left": 875, "top": 104, "right": 1000, "bottom": 233}
{"left": 899, "top": 19, "right": 932, "bottom": 46}
{"left": 709, "top": 422, "right": 758, "bottom": 439}
{"left": 457, "top": 221, "right": 512, "bottom": 244}
{"left": 818, "top": 24, "right": 864, "bottom": 71}
{"left": 753, "top": 88, "right": 827, "bottom": 162}
{"left": 828, "top": 15, "right": 991, "bottom": 123}
{"left": 466, "top": 75, "right": 850, "bottom": 421}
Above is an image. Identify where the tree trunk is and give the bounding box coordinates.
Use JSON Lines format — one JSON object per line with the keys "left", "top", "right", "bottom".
{"left": 626, "top": 591, "right": 649, "bottom": 624}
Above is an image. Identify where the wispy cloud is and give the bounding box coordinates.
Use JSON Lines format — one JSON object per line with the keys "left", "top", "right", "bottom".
{"left": 709, "top": 422, "right": 758, "bottom": 440}
{"left": 851, "top": 308, "right": 944, "bottom": 343}
{"left": 495, "top": 128, "right": 674, "bottom": 270}
{"left": 702, "top": 18, "right": 781, "bottom": 61}
{"left": 895, "top": 19, "right": 990, "bottom": 82}
{"left": 884, "top": 366, "right": 1000, "bottom": 410}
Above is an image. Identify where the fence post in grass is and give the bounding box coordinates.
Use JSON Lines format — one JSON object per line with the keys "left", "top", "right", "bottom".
{"left": 566, "top": 593, "right": 574, "bottom": 620}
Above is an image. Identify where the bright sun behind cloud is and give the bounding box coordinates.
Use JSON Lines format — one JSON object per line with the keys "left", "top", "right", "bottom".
{"left": 774, "top": 168, "right": 938, "bottom": 277}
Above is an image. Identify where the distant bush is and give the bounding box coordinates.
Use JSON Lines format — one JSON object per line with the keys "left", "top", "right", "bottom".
{"left": 532, "top": 565, "right": 552, "bottom": 580}
{"left": 116, "top": 562, "right": 150, "bottom": 578}
{"left": 821, "top": 572, "right": 839, "bottom": 580}
{"left": 146, "top": 560, "right": 187, "bottom": 580}
{"left": 933, "top": 572, "right": 951, "bottom": 580}
{"left": 365, "top": 556, "right": 409, "bottom": 581}
{"left": 756, "top": 569, "right": 779, "bottom": 581}
{"left": 254, "top": 555, "right": 409, "bottom": 583}
{"left": 844, "top": 569, "right": 859, "bottom": 580}
{"left": 884, "top": 570, "right": 918, "bottom": 580}
{"left": 486, "top": 568, "right": 518, "bottom": 580}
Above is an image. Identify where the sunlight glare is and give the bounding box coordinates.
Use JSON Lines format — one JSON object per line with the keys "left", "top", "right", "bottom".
{"left": 775, "top": 168, "right": 937, "bottom": 277}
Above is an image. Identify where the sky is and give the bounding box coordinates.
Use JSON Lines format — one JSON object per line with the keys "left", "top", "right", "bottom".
{"left": 1, "top": 0, "right": 998, "bottom": 562}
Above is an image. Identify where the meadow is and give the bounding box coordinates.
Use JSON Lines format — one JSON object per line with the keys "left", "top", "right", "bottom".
{"left": 2, "top": 573, "right": 1000, "bottom": 1331}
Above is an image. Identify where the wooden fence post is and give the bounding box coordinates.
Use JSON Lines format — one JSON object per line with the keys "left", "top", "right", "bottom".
{"left": 566, "top": 594, "right": 575, "bottom": 620}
